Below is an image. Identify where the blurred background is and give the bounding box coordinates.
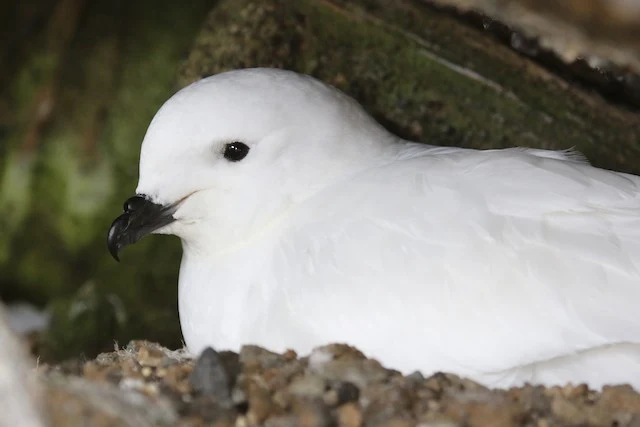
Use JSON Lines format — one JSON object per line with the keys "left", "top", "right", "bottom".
{"left": 1, "top": 0, "right": 640, "bottom": 363}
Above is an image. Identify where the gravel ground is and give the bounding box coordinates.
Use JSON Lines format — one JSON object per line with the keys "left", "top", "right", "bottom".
{"left": 37, "top": 340, "right": 640, "bottom": 426}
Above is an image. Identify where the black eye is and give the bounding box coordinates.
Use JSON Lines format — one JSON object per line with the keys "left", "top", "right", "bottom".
{"left": 223, "top": 141, "right": 250, "bottom": 162}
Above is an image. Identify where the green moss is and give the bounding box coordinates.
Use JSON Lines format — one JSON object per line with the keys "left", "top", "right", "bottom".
{"left": 10, "top": 52, "right": 58, "bottom": 118}
{"left": 0, "top": 151, "right": 35, "bottom": 264}
{"left": 1, "top": 0, "right": 211, "bottom": 361}
{"left": 180, "top": 0, "right": 640, "bottom": 173}
{"left": 40, "top": 281, "right": 128, "bottom": 360}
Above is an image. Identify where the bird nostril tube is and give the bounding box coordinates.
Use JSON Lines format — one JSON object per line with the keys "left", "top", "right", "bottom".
{"left": 123, "top": 195, "right": 148, "bottom": 213}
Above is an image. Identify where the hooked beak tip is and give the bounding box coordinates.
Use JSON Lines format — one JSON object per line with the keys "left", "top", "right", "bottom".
{"left": 107, "top": 217, "right": 124, "bottom": 262}
{"left": 107, "top": 194, "right": 178, "bottom": 262}
{"left": 109, "top": 244, "right": 121, "bottom": 262}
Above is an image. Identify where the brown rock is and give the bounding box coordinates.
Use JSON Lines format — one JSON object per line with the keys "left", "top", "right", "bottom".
{"left": 246, "top": 377, "right": 276, "bottom": 424}
{"left": 337, "top": 402, "right": 363, "bottom": 427}
{"left": 291, "top": 397, "right": 333, "bottom": 427}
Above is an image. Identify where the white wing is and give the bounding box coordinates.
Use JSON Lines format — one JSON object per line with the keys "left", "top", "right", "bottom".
{"left": 270, "top": 145, "right": 640, "bottom": 387}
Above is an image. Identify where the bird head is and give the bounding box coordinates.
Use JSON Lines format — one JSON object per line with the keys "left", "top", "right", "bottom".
{"left": 107, "top": 68, "right": 394, "bottom": 260}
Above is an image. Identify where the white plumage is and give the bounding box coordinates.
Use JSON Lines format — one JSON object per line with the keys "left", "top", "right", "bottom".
{"left": 133, "top": 68, "right": 640, "bottom": 389}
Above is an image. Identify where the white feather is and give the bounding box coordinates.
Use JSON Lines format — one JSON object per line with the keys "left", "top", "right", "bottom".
{"left": 134, "top": 68, "right": 640, "bottom": 390}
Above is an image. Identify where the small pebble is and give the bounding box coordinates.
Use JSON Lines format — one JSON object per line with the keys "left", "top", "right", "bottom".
{"left": 333, "top": 381, "right": 360, "bottom": 406}
{"left": 292, "top": 397, "right": 333, "bottom": 427}
{"left": 240, "top": 345, "right": 285, "bottom": 370}
{"left": 289, "top": 375, "right": 326, "bottom": 398}
{"left": 337, "top": 402, "right": 362, "bottom": 427}
{"left": 141, "top": 366, "right": 152, "bottom": 377}
{"left": 189, "top": 347, "right": 231, "bottom": 402}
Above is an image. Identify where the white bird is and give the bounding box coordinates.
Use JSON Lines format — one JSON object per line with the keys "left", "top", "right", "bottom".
{"left": 108, "top": 67, "right": 640, "bottom": 390}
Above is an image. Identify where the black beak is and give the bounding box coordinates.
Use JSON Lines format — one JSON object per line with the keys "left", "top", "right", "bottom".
{"left": 107, "top": 195, "right": 177, "bottom": 261}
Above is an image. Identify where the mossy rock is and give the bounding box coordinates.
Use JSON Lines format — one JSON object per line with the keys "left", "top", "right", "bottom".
{"left": 180, "top": 0, "right": 640, "bottom": 173}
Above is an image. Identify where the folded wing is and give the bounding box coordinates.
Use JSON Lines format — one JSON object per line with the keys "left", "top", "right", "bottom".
{"left": 275, "top": 146, "right": 640, "bottom": 385}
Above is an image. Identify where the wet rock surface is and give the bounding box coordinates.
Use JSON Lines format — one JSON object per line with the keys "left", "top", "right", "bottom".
{"left": 38, "top": 341, "right": 640, "bottom": 426}
{"left": 424, "top": 0, "right": 640, "bottom": 73}
{"left": 423, "top": 1, "right": 640, "bottom": 111}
